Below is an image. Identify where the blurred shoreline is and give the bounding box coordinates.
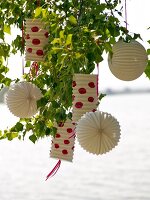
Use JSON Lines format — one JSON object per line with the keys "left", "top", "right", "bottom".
{"left": 1, "top": 87, "right": 150, "bottom": 103}
{"left": 103, "top": 87, "right": 150, "bottom": 95}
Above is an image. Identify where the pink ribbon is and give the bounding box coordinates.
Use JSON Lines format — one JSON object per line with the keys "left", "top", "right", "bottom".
{"left": 69, "top": 127, "right": 76, "bottom": 139}
{"left": 45, "top": 160, "right": 61, "bottom": 181}
{"left": 29, "top": 61, "right": 39, "bottom": 77}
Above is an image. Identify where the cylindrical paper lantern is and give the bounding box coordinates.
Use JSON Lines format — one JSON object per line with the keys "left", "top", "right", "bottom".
{"left": 25, "top": 19, "right": 49, "bottom": 62}
{"left": 72, "top": 74, "right": 98, "bottom": 123}
{"left": 108, "top": 40, "right": 148, "bottom": 81}
{"left": 5, "top": 82, "right": 42, "bottom": 118}
{"left": 50, "top": 120, "right": 76, "bottom": 162}
{"left": 76, "top": 111, "right": 121, "bottom": 155}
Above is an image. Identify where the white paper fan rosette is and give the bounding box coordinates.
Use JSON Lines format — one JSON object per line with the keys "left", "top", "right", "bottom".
{"left": 5, "top": 82, "right": 42, "bottom": 118}
{"left": 76, "top": 111, "right": 121, "bottom": 155}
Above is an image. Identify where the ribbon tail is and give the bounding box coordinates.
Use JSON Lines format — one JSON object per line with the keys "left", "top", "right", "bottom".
{"left": 45, "top": 160, "right": 61, "bottom": 181}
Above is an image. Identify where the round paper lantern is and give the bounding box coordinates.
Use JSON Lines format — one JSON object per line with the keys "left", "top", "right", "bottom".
{"left": 50, "top": 120, "right": 76, "bottom": 162}
{"left": 72, "top": 74, "right": 98, "bottom": 123}
{"left": 76, "top": 111, "right": 121, "bottom": 155}
{"left": 25, "top": 19, "right": 49, "bottom": 62}
{"left": 5, "top": 82, "right": 42, "bottom": 118}
{"left": 108, "top": 40, "right": 148, "bottom": 81}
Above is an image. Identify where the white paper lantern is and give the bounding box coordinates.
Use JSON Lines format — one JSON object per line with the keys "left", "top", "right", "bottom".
{"left": 76, "top": 111, "right": 121, "bottom": 155}
{"left": 108, "top": 40, "right": 148, "bottom": 81}
{"left": 50, "top": 120, "right": 76, "bottom": 162}
{"left": 5, "top": 82, "right": 42, "bottom": 118}
{"left": 72, "top": 74, "right": 98, "bottom": 123}
{"left": 25, "top": 19, "right": 49, "bottom": 62}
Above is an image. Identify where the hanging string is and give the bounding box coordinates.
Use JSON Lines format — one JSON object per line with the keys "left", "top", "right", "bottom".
{"left": 22, "top": 20, "right": 25, "bottom": 76}
{"left": 45, "top": 160, "right": 61, "bottom": 181}
{"left": 125, "top": 0, "right": 128, "bottom": 29}
{"left": 96, "top": 63, "right": 99, "bottom": 97}
{"left": 37, "top": 0, "right": 41, "bottom": 7}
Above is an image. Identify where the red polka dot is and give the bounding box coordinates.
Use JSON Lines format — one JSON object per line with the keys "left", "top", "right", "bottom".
{"left": 58, "top": 122, "right": 64, "bottom": 127}
{"left": 62, "top": 149, "right": 68, "bottom": 155}
{"left": 45, "top": 32, "right": 49, "bottom": 38}
{"left": 27, "top": 48, "right": 32, "bottom": 53}
{"left": 92, "top": 109, "right": 97, "bottom": 112}
{"left": 75, "top": 102, "right": 83, "bottom": 108}
{"left": 78, "top": 88, "right": 86, "bottom": 94}
{"left": 54, "top": 144, "right": 59, "bottom": 148}
{"left": 88, "top": 82, "right": 95, "bottom": 88}
{"left": 26, "top": 34, "right": 30, "bottom": 39}
{"left": 67, "top": 128, "right": 73, "bottom": 133}
{"left": 64, "top": 140, "right": 70, "bottom": 144}
{"left": 72, "top": 81, "right": 76, "bottom": 87}
{"left": 72, "top": 95, "right": 75, "bottom": 101}
{"left": 56, "top": 133, "right": 61, "bottom": 138}
{"left": 88, "top": 97, "right": 94, "bottom": 102}
{"left": 31, "top": 26, "right": 39, "bottom": 32}
{"left": 36, "top": 49, "right": 44, "bottom": 56}
{"left": 32, "top": 39, "right": 40, "bottom": 45}
{"left": 72, "top": 146, "right": 74, "bottom": 150}
{"left": 72, "top": 123, "right": 76, "bottom": 125}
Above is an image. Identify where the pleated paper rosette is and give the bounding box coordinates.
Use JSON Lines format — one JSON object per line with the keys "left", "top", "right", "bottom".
{"left": 76, "top": 111, "right": 121, "bottom": 155}
{"left": 5, "top": 81, "right": 42, "bottom": 118}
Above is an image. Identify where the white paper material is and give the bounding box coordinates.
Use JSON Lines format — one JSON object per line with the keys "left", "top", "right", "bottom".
{"left": 50, "top": 120, "right": 75, "bottom": 162}
{"left": 108, "top": 40, "right": 148, "bottom": 81}
{"left": 76, "top": 111, "right": 121, "bottom": 155}
{"left": 72, "top": 74, "right": 98, "bottom": 123}
{"left": 5, "top": 82, "right": 42, "bottom": 118}
{"left": 25, "top": 19, "right": 49, "bottom": 62}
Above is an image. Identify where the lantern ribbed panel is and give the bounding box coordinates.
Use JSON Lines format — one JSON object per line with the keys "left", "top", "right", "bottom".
{"left": 25, "top": 19, "right": 49, "bottom": 62}
{"left": 50, "top": 120, "right": 75, "bottom": 162}
{"left": 108, "top": 40, "right": 148, "bottom": 81}
{"left": 72, "top": 74, "right": 98, "bottom": 123}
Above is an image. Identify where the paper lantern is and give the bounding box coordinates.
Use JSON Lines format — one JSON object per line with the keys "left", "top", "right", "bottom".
{"left": 5, "top": 82, "right": 42, "bottom": 118}
{"left": 76, "top": 111, "right": 121, "bottom": 155}
{"left": 50, "top": 120, "right": 76, "bottom": 162}
{"left": 25, "top": 19, "right": 49, "bottom": 62}
{"left": 108, "top": 40, "right": 148, "bottom": 81}
{"left": 72, "top": 74, "right": 98, "bottom": 123}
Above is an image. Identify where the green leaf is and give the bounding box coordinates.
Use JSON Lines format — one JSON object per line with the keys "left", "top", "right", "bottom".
{"left": 69, "top": 15, "right": 77, "bottom": 25}
{"left": 65, "top": 34, "right": 72, "bottom": 46}
{"left": 7, "top": 132, "right": 18, "bottom": 141}
{"left": 59, "top": 30, "right": 65, "bottom": 39}
{"left": 4, "top": 24, "right": 11, "bottom": 35}
{"left": 35, "top": 7, "right": 42, "bottom": 17}
{"left": 29, "top": 134, "right": 37, "bottom": 143}
{"left": 98, "top": 93, "right": 106, "bottom": 101}
{"left": 14, "top": 122, "right": 24, "bottom": 132}
{"left": 42, "top": 9, "right": 47, "bottom": 18}
{"left": 147, "top": 49, "right": 150, "bottom": 55}
{"left": 51, "top": 38, "right": 61, "bottom": 44}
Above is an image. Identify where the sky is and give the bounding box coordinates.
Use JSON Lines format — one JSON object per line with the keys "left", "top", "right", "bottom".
{"left": 99, "top": 0, "right": 150, "bottom": 91}
{"left": 6, "top": 0, "right": 150, "bottom": 91}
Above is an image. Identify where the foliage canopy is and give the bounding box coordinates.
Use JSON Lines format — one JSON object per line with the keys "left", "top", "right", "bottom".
{"left": 0, "top": 0, "right": 149, "bottom": 142}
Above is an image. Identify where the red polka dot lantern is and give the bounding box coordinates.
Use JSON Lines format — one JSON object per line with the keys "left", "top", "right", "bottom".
{"left": 50, "top": 120, "right": 75, "bottom": 162}
{"left": 25, "top": 19, "right": 49, "bottom": 62}
{"left": 72, "top": 74, "right": 98, "bottom": 123}
{"left": 108, "top": 40, "right": 148, "bottom": 81}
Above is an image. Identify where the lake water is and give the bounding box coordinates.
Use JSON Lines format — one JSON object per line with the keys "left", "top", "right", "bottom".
{"left": 0, "top": 93, "right": 150, "bottom": 200}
